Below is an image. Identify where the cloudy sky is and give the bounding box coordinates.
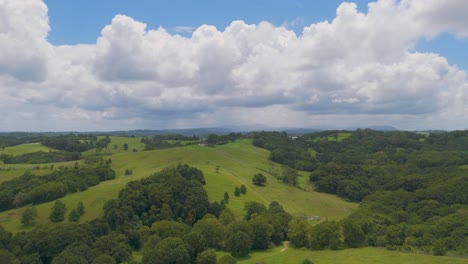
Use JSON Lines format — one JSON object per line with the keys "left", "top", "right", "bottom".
{"left": 1, "top": 0, "right": 467, "bottom": 131}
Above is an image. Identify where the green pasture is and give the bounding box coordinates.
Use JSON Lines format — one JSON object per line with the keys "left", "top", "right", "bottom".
{"left": 0, "top": 139, "right": 356, "bottom": 233}
{"left": 0, "top": 143, "right": 53, "bottom": 156}
{"left": 234, "top": 246, "right": 468, "bottom": 264}
{"left": 0, "top": 160, "right": 82, "bottom": 184}
{"left": 82, "top": 136, "right": 146, "bottom": 156}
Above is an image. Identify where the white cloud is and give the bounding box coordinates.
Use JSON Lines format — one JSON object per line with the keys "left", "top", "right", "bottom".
{"left": 0, "top": 0, "right": 50, "bottom": 81}
{"left": 0, "top": 0, "right": 467, "bottom": 131}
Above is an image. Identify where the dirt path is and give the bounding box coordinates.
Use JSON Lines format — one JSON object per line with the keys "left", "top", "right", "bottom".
{"left": 280, "top": 241, "right": 290, "bottom": 252}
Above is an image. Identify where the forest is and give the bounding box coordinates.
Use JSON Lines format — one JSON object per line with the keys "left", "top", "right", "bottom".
{"left": 253, "top": 130, "right": 468, "bottom": 256}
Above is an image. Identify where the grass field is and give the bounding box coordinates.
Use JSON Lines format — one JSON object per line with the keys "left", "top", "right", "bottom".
{"left": 0, "top": 143, "right": 53, "bottom": 156}
{"left": 82, "top": 136, "right": 146, "bottom": 156}
{"left": 0, "top": 160, "right": 82, "bottom": 184}
{"left": 232, "top": 246, "right": 468, "bottom": 264}
{"left": 0, "top": 139, "right": 357, "bottom": 233}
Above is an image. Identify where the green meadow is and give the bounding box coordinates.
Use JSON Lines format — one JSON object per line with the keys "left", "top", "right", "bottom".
{"left": 233, "top": 246, "right": 468, "bottom": 264}
{"left": 0, "top": 143, "right": 53, "bottom": 156}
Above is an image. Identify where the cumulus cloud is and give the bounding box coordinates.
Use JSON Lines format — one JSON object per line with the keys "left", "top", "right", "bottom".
{"left": 0, "top": 0, "right": 467, "bottom": 131}
{"left": 0, "top": 0, "right": 50, "bottom": 81}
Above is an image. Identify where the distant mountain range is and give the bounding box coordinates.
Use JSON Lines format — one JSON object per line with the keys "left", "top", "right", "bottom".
{"left": 0, "top": 126, "right": 399, "bottom": 137}
{"left": 0, "top": 125, "right": 401, "bottom": 137}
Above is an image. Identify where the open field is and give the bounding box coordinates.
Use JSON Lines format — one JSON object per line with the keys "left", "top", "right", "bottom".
{"left": 232, "top": 246, "right": 468, "bottom": 264}
{"left": 0, "top": 143, "right": 53, "bottom": 156}
{"left": 0, "top": 139, "right": 356, "bottom": 233}
{"left": 82, "top": 136, "right": 146, "bottom": 156}
{"left": 0, "top": 160, "right": 82, "bottom": 184}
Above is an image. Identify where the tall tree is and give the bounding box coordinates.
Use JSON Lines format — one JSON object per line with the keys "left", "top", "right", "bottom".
{"left": 21, "top": 207, "right": 38, "bottom": 226}
{"left": 49, "top": 200, "right": 67, "bottom": 223}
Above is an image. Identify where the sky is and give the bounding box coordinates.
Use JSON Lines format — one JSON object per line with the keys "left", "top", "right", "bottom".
{"left": 1, "top": 0, "right": 467, "bottom": 131}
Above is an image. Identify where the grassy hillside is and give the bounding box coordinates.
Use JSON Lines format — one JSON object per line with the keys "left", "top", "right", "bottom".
{"left": 0, "top": 160, "right": 81, "bottom": 184}
{"left": 232, "top": 247, "right": 468, "bottom": 264}
{"left": 82, "top": 136, "right": 146, "bottom": 156}
{"left": 0, "top": 139, "right": 356, "bottom": 233}
{"left": 0, "top": 143, "right": 53, "bottom": 156}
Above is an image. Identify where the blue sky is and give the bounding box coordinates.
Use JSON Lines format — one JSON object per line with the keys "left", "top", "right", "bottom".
{"left": 45, "top": 0, "right": 467, "bottom": 71}
{"left": 45, "top": 0, "right": 371, "bottom": 43}
{"left": 1, "top": 0, "right": 467, "bottom": 131}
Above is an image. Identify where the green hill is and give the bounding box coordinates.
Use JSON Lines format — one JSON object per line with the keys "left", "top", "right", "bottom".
{"left": 0, "top": 139, "right": 356, "bottom": 233}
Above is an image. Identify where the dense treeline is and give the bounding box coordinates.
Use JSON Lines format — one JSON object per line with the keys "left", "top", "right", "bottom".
{"left": 206, "top": 133, "right": 244, "bottom": 146}
{"left": 252, "top": 131, "right": 318, "bottom": 171}
{"left": 0, "top": 151, "right": 81, "bottom": 164}
{"left": 0, "top": 164, "right": 115, "bottom": 211}
{"left": 141, "top": 134, "right": 199, "bottom": 150}
{"left": 41, "top": 134, "right": 110, "bottom": 152}
{"left": 252, "top": 130, "right": 468, "bottom": 256}
{"left": 0, "top": 134, "right": 110, "bottom": 152}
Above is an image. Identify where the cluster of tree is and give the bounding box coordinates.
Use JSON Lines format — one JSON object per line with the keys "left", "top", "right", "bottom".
{"left": 0, "top": 151, "right": 81, "bottom": 164}
{"left": 0, "top": 164, "right": 115, "bottom": 211}
{"left": 206, "top": 133, "right": 244, "bottom": 146}
{"left": 47, "top": 200, "right": 87, "bottom": 223}
{"left": 41, "top": 134, "right": 107, "bottom": 152}
{"left": 252, "top": 132, "right": 318, "bottom": 171}
{"left": 341, "top": 190, "right": 468, "bottom": 256}
{"left": 141, "top": 134, "right": 199, "bottom": 150}
{"left": 308, "top": 130, "right": 468, "bottom": 167}
{"left": 286, "top": 189, "right": 467, "bottom": 257}
{"left": 251, "top": 130, "right": 468, "bottom": 257}
{"left": 234, "top": 185, "right": 246, "bottom": 197}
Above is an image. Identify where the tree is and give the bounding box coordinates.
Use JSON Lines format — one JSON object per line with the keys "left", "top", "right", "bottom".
{"left": 196, "top": 249, "right": 217, "bottom": 264}
{"left": 252, "top": 173, "right": 267, "bottom": 186}
{"left": 250, "top": 217, "right": 273, "bottom": 249}
{"left": 142, "top": 237, "right": 190, "bottom": 264}
{"left": 93, "top": 233, "right": 132, "bottom": 263}
{"left": 49, "top": 200, "right": 67, "bottom": 223}
{"left": 76, "top": 201, "right": 85, "bottom": 216}
{"left": 288, "top": 218, "right": 310, "bottom": 247}
{"left": 281, "top": 166, "right": 298, "bottom": 186}
{"left": 244, "top": 201, "right": 267, "bottom": 220}
{"left": 309, "top": 221, "right": 343, "bottom": 250}
{"left": 92, "top": 255, "right": 116, "bottom": 264}
{"left": 224, "top": 192, "right": 229, "bottom": 204}
{"left": 68, "top": 209, "right": 80, "bottom": 222}
{"left": 193, "top": 217, "right": 225, "bottom": 249}
{"left": 183, "top": 232, "right": 207, "bottom": 262}
{"left": 123, "top": 143, "right": 128, "bottom": 151}
{"left": 240, "top": 184, "right": 247, "bottom": 194}
{"left": 151, "top": 220, "right": 190, "bottom": 239}
{"left": 21, "top": 207, "right": 38, "bottom": 226}
{"left": 234, "top": 187, "right": 240, "bottom": 197}
{"left": 226, "top": 231, "right": 252, "bottom": 257}
{"left": 342, "top": 218, "right": 365, "bottom": 248}
{"left": 219, "top": 208, "right": 236, "bottom": 226}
